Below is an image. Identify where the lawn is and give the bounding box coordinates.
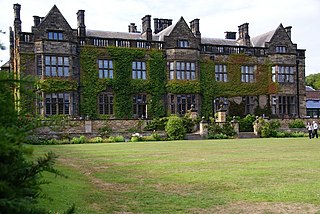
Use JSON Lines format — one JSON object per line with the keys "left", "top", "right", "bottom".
{"left": 33, "top": 138, "right": 320, "bottom": 213}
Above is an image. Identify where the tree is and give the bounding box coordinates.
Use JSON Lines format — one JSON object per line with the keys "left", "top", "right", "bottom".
{"left": 306, "top": 73, "right": 320, "bottom": 90}
{"left": 0, "top": 73, "right": 74, "bottom": 214}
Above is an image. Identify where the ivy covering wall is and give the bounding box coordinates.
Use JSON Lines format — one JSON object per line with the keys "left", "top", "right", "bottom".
{"left": 80, "top": 46, "right": 167, "bottom": 119}
{"left": 199, "top": 54, "right": 278, "bottom": 118}
{"left": 37, "top": 46, "right": 277, "bottom": 119}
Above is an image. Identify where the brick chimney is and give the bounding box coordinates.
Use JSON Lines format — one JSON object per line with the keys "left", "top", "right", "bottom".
{"left": 77, "top": 10, "right": 86, "bottom": 37}
{"left": 153, "top": 18, "right": 172, "bottom": 34}
{"left": 190, "top": 19, "right": 201, "bottom": 39}
{"left": 225, "top": 31, "right": 236, "bottom": 40}
{"left": 237, "top": 23, "right": 251, "bottom": 46}
{"left": 285, "top": 26, "right": 292, "bottom": 39}
{"left": 142, "top": 15, "right": 152, "bottom": 41}
{"left": 13, "top": 4, "right": 22, "bottom": 36}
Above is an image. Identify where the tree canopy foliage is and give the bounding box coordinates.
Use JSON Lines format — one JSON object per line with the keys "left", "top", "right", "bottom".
{"left": 306, "top": 73, "right": 320, "bottom": 90}
{"left": 0, "top": 73, "right": 74, "bottom": 214}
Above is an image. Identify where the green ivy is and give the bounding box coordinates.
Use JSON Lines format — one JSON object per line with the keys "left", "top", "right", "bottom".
{"left": 37, "top": 78, "right": 77, "bottom": 92}
{"left": 79, "top": 46, "right": 166, "bottom": 119}
{"left": 199, "top": 54, "right": 278, "bottom": 118}
{"left": 166, "top": 80, "right": 200, "bottom": 94}
{"left": 79, "top": 47, "right": 277, "bottom": 119}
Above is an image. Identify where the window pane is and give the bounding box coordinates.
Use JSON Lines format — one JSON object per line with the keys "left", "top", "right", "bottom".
{"left": 170, "top": 62, "right": 174, "bottom": 70}
{"left": 58, "top": 67, "right": 63, "bottom": 76}
{"left": 58, "top": 57, "right": 63, "bottom": 65}
{"left": 64, "top": 67, "right": 69, "bottom": 76}
{"left": 191, "top": 63, "right": 195, "bottom": 70}
{"left": 45, "top": 67, "right": 51, "bottom": 76}
{"left": 64, "top": 57, "right": 69, "bottom": 66}
{"left": 45, "top": 56, "right": 50, "bottom": 65}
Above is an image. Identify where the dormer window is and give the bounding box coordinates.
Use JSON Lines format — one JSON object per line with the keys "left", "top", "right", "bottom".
{"left": 276, "top": 46, "right": 287, "bottom": 53}
{"left": 48, "top": 31, "right": 63, "bottom": 40}
{"left": 178, "top": 40, "right": 189, "bottom": 48}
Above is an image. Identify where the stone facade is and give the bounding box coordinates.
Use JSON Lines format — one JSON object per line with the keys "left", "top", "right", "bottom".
{"left": 10, "top": 3, "right": 306, "bottom": 120}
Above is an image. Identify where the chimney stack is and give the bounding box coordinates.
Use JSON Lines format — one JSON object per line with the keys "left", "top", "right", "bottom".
{"left": 142, "top": 15, "right": 152, "bottom": 41}
{"left": 190, "top": 19, "right": 201, "bottom": 39}
{"left": 77, "top": 10, "right": 86, "bottom": 37}
{"left": 153, "top": 18, "right": 172, "bottom": 34}
{"left": 128, "top": 23, "right": 138, "bottom": 33}
{"left": 285, "top": 26, "right": 292, "bottom": 39}
{"left": 237, "top": 23, "right": 251, "bottom": 46}
{"left": 33, "top": 16, "right": 41, "bottom": 27}
{"left": 225, "top": 31, "right": 236, "bottom": 40}
{"left": 13, "top": 4, "right": 22, "bottom": 36}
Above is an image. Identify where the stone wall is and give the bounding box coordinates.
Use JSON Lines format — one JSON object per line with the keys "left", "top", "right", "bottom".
{"left": 35, "top": 119, "right": 150, "bottom": 139}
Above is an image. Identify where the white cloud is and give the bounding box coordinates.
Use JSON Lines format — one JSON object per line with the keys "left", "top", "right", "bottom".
{"left": 1, "top": 0, "right": 319, "bottom": 74}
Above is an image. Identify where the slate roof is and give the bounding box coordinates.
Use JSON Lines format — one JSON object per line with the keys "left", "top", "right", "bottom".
{"left": 251, "top": 29, "right": 276, "bottom": 47}
{"left": 86, "top": 19, "right": 280, "bottom": 47}
{"left": 156, "top": 24, "right": 175, "bottom": 41}
{"left": 306, "top": 100, "right": 320, "bottom": 109}
{"left": 201, "top": 37, "right": 238, "bottom": 46}
{"left": 306, "top": 86, "right": 316, "bottom": 91}
{"left": 87, "top": 29, "right": 144, "bottom": 40}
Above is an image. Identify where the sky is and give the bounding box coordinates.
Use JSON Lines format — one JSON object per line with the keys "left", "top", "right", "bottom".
{"left": 0, "top": 0, "right": 319, "bottom": 75}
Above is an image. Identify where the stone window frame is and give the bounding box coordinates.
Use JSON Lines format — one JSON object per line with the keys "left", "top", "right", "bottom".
{"left": 243, "top": 96, "right": 256, "bottom": 115}
{"left": 177, "top": 39, "right": 189, "bottom": 48}
{"left": 98, "top": 59, "right": 114, "bottom": 79}
{"left": 45, "top": 92, "right": 71, "bottom": 116}
{"left": 98, "top": 92, "right": 114, "bottom": 115}
{"left": 47, "top": 31, "right": 63, "bottom": 41}
{"left": 132, "top": 94, "right": 147, "bottom": 118}
{"left": 168, "top": 61, "right": 196, "bottom": 80}
{"left": 169, "top": 94, "right": 197, "bottom": 115}
{"left": 215, "top": 64, "right": 228, "bottom": 82}
{"left": 272, "top": 65, "right": 295, "bottom": 83}
{"left": 272, "top": 95, "right": 297, "bottom": 116}
{"left": 132, "top": 61, "right": 147, "bottom": 80}
{"left": 241, "top": 65, "right": 256, "bottom": 83}
{"left": 275, "top": 46, "right": 287, "bottom": 53}
{"left": 44, "top": 55, "right": 70, "bottom": 77}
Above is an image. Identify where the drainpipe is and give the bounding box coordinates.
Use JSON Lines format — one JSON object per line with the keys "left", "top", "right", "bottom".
{"left": 296, "top": 59, "right": 300, "bottom": 118}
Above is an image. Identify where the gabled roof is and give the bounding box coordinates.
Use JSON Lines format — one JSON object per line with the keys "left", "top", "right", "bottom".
{"left": 156, "top": 17, "right": 195, "bottom": 41}
{"left": 37, "top": 5, "right": 73, "bottom": 30}
{"left": 251, "top": 29, "right": 276, "bottom": 47}
{"left": 156, "top": 24, "right": 176, "bottom": 41}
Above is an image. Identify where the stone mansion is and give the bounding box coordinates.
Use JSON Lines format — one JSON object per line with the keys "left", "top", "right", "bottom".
{"left": 10, "top": 3, "right": 306, "bottom": 119}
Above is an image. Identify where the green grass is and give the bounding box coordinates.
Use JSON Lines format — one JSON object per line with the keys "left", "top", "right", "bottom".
{"left": 32, "top": 138, "right": 320, "bottom": 213}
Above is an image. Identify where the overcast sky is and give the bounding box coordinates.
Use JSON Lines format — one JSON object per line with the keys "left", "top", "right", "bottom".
{"left": 0, "top": 0, "right": 319, "bottom": 75}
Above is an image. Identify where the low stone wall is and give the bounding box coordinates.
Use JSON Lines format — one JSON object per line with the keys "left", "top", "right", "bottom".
{"left": 34, "top": 119, "right": 150, "bottom": 139}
